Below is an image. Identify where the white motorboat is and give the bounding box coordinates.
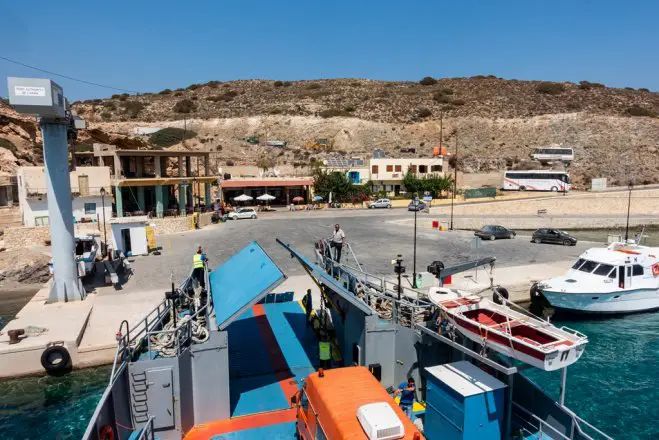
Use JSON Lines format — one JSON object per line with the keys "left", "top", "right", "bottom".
{"left": 428, "top": 287, "right": 588, "bottom": 371}
{"left": 538, "top": 241, "right": 659, "bottom": 314}
{"left": 75, "top": 234, "right": 99, "bottom": 276}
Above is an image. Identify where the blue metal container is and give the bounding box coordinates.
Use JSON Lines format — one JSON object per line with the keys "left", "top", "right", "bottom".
{"left": 424, "top": 361, "right": 506, "bottom": 440}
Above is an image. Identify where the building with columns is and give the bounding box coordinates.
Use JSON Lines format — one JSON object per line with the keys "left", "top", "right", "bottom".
{"left": 77, "top": 144, "right": 218, "bottom": 217}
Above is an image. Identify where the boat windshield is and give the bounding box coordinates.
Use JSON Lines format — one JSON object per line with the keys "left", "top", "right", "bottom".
{"left": 593, "top": 263, "right": 615, "bottom": 278}
{"left": 577, "top": 260, "right": 599, "bottom": 273}
{"left": 571, "top": 258, "right": 585, "bottom": 270}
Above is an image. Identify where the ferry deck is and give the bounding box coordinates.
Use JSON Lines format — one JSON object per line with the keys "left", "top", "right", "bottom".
{"left": 83, "top": 240, "right": 611, "bottom": 440}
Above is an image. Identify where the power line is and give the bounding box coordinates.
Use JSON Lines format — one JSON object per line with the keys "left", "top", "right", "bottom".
{"left": 0, "top": 55, "right": 140, "bottom": 94}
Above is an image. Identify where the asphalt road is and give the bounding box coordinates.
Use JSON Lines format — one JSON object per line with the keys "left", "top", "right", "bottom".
{"left": 125, "top": 210, "right": 593, "bottom": 293}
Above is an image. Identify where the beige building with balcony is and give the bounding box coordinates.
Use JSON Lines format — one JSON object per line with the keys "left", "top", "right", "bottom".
{"left": 369, "top": 157, "right": 444, "bottom": 196}
{"left": 16, "top": 166, "right": 112, "bottom": 227}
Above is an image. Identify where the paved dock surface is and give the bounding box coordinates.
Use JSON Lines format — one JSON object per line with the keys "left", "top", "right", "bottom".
{"left": 1, "top": 209, "right": 595, "bottom": 378}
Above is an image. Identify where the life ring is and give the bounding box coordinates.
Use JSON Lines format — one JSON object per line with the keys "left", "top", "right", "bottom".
{"left": 100, "top": 425, "right": 114, "bottom": 440}
{"left": 40, "top": 345, "right": 72, "bottom": 375}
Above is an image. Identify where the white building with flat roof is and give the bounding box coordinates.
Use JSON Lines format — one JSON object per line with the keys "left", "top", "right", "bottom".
{"left": 369, "top": 157, "right": 444, "bottom": 196}
{"left": 17, "top": 166, "right": 112, "bottom": 227}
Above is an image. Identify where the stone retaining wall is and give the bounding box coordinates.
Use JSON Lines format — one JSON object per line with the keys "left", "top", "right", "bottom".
{"left": 150, "top": 216, "right": 194, "bottom": 235}
{"left": 434, "top": 189, "right": 659, "bottom": 217}
{"left": 3, "top": 226, "right": 51, "bottom": 249}
{"left": 198, "top": 212, "right": 213, "bottom": 228}
{"left": 4, "top": 213, "right": 216, "bottom": 249}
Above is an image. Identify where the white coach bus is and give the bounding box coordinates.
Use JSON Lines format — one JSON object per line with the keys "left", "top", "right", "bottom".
{"left": 531, "top": 147, "right": 574, "bottom": 163}
{"left": 503, "top": 170, "right": 571, "bottom": 192}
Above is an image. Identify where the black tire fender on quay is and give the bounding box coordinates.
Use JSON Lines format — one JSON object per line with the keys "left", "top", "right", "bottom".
{"left": 529, "top": 282, "right": 542, "bottom": 301}
{"left": 40, "top": 345, "right": 72, "bottom": 375}
{"left": 493, "top": 286, "right": 509, "bottom": 305}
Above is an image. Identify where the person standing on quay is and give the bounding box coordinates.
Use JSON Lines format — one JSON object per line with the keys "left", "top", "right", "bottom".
{"left": 330, "top": 224, "right": 346, "bottom": 263}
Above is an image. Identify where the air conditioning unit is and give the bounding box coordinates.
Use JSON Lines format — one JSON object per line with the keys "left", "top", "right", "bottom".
{"left": 357, "top": 402, "right": 405, "bottom": 440}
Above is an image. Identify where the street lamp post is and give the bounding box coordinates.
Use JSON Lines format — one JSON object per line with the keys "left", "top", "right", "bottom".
{"left": 450, "top": 132, "right": 458, "bottom": 230}
{"left": 624, "top": 181, "right": 633, "bottom": 242}
{"left": 100, "top": 187, "right": 108, "bottom": 257}
{"left": 412, "top": 195, "right": 418, "bottom": 288}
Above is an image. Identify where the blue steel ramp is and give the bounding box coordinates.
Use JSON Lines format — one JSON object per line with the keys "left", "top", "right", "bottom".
{"left": 210, "top": 241, "right": 286, "bottom": 330}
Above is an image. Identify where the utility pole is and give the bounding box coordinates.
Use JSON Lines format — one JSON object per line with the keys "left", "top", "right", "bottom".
{"left": 625, "top": 181, "right": 633, "bottom": 242}
{"left": 450, "top": 131, "right": 458, "bottom": 230}
{"left": 439, "top": 112, "right": 443, "bottom": 151}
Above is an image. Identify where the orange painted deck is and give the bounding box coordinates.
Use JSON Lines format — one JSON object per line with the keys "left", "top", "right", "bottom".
{"left": 184, "top": 409, "right": 297, "bottom": 440}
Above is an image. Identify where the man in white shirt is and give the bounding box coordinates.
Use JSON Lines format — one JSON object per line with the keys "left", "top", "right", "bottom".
{"left": 330, "top": 224, "right": 346, "bottom": 263}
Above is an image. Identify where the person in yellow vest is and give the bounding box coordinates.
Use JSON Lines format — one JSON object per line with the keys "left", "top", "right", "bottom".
{"left": 192, "top": 245, "right": 208, "bottom": 289}
{"left": 319, "top": 335, "right": 331, "bottom": 369}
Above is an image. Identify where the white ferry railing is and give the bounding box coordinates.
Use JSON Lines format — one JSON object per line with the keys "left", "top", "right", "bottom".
{"left": 135, "top": 416, "right": 156, "bottom": 440}
{"left": 512, "top": 403, "right": 572, "bottom": 440}
{"left": 562, "top": 406, "right": 614, "bottom": 440}
{"left": 512, "top": 402, "right": 613, "bottom": 440}
{"left": 109, "top": 300, "right": 170, "bottom": 382}
{"left": 108, "top": 266, "right": 207, "bottom": 384}
{"left": 143, "top": 302, "right": 210, "bottom": 360}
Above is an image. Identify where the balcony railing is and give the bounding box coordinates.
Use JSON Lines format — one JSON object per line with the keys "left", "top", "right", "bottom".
{"left": 25, "top": 185, "right": 111, "bottom": 199}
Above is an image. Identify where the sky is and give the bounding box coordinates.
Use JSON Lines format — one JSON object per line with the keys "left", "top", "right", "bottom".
{"left": 1, "top": 0, "right": 658, "bottom": 101}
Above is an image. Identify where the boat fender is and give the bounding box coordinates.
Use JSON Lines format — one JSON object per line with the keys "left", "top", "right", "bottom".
{"left": 40, "top": 345, "right": 72, "bottom": 375}
{"left": 493, "top": 286, "right": 509, "bottom": 305}
{"left": 100, "top": 425, "right": 115, "bottom": 440}
{"left": 529, "top": 283, "right": 542, "bottom": 301}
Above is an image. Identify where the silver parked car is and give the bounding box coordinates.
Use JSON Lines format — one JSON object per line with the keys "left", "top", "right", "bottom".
{"left": 368, "top": 198, "right": 392, "bottom": 209}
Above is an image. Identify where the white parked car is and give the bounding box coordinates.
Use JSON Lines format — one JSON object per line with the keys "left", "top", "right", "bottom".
{"left": 228, "top": 207, "right": 258, "bottom": 220}
{"left": 368, "top": 198, "right": 392, "bottom": 209}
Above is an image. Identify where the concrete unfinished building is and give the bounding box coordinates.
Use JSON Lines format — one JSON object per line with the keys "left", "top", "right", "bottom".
{"left": 76, "top": 144, "right": 219, "bottom": 217}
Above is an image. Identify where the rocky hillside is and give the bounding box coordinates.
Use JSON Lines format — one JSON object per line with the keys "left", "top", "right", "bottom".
{"left": 73, "top": 77, "right": 659, "bottom": 123}
{"left": 2, "top": 77, "right": 658, "bottom": 186}
{"left": 0, "top": 101, "right": 150, "bottom": 176}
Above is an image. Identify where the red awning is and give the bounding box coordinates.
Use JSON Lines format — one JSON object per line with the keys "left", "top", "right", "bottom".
{"left": 220, "top": 179, "right": 312, "bottom": 188}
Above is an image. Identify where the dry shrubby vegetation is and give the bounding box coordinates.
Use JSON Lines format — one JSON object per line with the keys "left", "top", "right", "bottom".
{"left": 2, "top": 77, "right": 658, "bottom": 187}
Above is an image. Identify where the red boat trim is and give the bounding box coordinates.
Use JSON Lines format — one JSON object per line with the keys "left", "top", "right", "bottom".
{"left": 452, "top": 314, "right": 547, "bottom": 361}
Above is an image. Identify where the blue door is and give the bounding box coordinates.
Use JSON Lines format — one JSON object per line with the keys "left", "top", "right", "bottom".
{"left": 348, "top": 171, "right": 360, "bottom": 184}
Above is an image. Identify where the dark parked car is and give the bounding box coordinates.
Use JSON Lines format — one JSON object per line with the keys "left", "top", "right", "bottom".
{"left": 475, "top": 225, "right": 516, "bottom": 240}
{"left": 532, "top": 228, "right": 577, "bottom": 246}
{"left": 408, "top": 201, "right": 427, "bottom": 211}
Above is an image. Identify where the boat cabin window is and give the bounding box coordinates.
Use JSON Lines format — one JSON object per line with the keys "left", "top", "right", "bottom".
{"left": 593, "top": 263, "right": 614, "bottom": 277}
{"left": 633, "top": 265, "right": 644, "bottom": 276}
{"left": 577, "top": 260, "right": 599, "bottom": 273}
{"left": 571, "top": 258, "right": 585, "bottom": 270}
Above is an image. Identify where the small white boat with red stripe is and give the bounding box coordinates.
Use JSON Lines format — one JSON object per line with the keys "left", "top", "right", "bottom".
{"left": 428, "top": 287, "right": 588, "bottom": 371}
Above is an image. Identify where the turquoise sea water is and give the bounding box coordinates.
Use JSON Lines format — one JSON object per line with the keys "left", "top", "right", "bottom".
{"left": 524, "top": 312, "right": 659, "bottom": 440}
{"left": 0, "top": 313, "right": 656, "bottom": 439}
{"left": 0, "top": 366, "right": 111, "bottom": 440}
